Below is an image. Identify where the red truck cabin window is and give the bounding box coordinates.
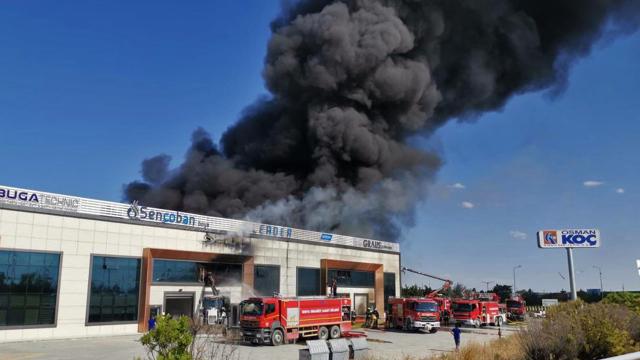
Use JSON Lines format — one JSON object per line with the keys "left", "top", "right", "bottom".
{"left": 265, "top": 303, "right": 276, "bottom": 315}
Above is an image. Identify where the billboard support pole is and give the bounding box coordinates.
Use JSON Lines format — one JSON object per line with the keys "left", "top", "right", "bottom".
{"left": 567, "top": 248, "right": 578, "bottom": 300}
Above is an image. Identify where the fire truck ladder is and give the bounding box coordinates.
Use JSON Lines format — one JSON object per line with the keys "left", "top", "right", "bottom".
{"left": 400, "top": 267, "right": 452, "bottom": 297}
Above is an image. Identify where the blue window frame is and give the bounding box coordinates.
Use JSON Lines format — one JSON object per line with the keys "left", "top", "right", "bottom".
{"left": 0, "top": 250, "right": 61, "bottom": 327}
{"left": 88, "top": 256, "right": 141, "bottom": 324}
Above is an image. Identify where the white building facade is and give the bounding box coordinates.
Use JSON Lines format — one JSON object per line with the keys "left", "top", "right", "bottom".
{"left": 0, "top": 185, "right": 400, "bottom": 342}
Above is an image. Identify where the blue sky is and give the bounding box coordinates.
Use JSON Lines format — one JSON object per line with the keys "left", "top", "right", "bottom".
{"left": 1, "top": 1, "right": 639, "bottom": 292}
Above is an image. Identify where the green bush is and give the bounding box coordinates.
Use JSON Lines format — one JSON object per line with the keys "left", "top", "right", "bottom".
{"left": 140, "top": 315, "right": 194, "bottom": 360}
{"left": 520, "top": 300, "right": 640, "bottom": 360}
{"left": 603, "top": 292, "right": 640, "bottom": 315}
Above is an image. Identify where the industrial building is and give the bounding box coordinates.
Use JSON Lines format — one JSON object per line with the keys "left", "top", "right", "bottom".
{"left": 0, "top": 185, "right": 400, "bottom": 342}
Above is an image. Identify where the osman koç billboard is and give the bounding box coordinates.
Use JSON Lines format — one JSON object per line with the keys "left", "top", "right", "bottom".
{"left": 537, "top": 229, "right": 601, "bottom": 248}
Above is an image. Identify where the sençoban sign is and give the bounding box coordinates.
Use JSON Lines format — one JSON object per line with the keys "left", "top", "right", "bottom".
{"left": 537, "top": 229, "right": 601, "bottom": 248}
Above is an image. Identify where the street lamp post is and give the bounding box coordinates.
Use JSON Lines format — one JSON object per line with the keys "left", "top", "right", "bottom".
{"left": 481, "top": 281, "right": 495, "bottom": 293}
{"left": 513, "top": 265, "right": 522, "bottom": 295}
{"left": 593, "top": 265, "right": 603, "bottom": 300}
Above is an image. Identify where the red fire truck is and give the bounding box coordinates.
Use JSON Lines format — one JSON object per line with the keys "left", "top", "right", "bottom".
{"left": 399, "top": 267, "right": 453, "bottom": 326}
{"left": 240, "top": 296, "right": 352, "bottom": 345}
{"left": 506, "top": 295, "right": 527, "bottom": 321}
{"left": 431, "top": 296, "right": 451, "bottom": 325}
{"left": 451, "top": 299, "right": 503, "bottom": 327}
{"left": 387, "top": 297, "right": 441, "bottom": 332}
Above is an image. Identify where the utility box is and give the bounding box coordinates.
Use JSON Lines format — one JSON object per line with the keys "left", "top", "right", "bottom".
{"left": 348, "top": 337, "right": 369, "bottom": 360}
{"left": 299, "top": 340, "right": 330, "bottom": 360}
{"left": 328, "top": 339, "right": 350, "bottom": 360}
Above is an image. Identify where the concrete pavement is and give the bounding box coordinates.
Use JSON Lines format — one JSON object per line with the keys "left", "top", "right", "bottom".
{"left": 0, "top": 325, "right": 520, "bottom": 360}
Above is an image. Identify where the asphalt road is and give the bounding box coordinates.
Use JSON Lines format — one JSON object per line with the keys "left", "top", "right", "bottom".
{"left": 0, "top": 325, "right": 522, "bottom": 360}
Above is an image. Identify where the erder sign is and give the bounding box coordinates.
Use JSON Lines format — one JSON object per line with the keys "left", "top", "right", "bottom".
{"left": 537, "top": 229, "right": 600, "bottom": 248}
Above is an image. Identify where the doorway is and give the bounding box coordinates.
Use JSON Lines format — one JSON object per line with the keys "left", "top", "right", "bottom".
{"left": 164, "top": 292, "right": 195, "bottom": 319}
{"left": 354, "top": 294, "right": 369, "bottom": 316}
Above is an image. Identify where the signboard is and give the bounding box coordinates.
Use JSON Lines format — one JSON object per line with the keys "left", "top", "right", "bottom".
{"left": 542, "top": 299, "right": 559, "bottom": 307}
{"left": 537, "top": 229, "right": 601, "bottom": 248}
{"left": 0, "top": 185, "right": 399, "bottom": 252}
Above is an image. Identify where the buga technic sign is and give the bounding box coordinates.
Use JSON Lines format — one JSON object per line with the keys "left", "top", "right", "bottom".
{"left": 537, "top": 229, "right": 601, "bottom": 248}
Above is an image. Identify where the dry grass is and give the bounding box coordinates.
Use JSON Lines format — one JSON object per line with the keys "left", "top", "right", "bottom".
{"left": 428, "top": 336, "right": 523, "bottom": 360}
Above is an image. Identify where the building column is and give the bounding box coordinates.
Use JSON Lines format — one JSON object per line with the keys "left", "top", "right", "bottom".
{"left": 138, "top": 248, "right": 153, "bottom": 332}
{"left": 374, "top": 266, "right": 384, "bottom": 316}
{"left": 242, "top": 257, "right": 254, "bottom": 298}
{"left": 320, "top": 259, "right": 328, "bottom": 295}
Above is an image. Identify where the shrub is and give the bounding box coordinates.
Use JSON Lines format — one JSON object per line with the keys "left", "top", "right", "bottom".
{"left": 520, "top": 300, "right": 640, "bottom": 359}
{"left": 603, "top": 292, "right": 640, "bottom": 315}
{"left": 429, "top": 337, "right": 523, "bottom": 360}
{"left": 140, "top": 315, "right": 194, "bottom": 360}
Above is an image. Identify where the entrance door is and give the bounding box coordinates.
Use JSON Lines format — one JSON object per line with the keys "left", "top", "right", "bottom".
{"left": 164, "top": 293, "right": 194, "bottom": 319}
{"left": 354, "top": 294, "right": 368, "bottom": 316}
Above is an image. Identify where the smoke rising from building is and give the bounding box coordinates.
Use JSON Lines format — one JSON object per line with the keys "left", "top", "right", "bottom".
{"left": 125, "top": 0, "right": 639, "bottom": 241}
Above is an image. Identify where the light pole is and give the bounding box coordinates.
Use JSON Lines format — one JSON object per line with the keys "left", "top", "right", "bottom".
{"left": 513, "top": 265, "right": 522, "bottom": 295}
{"left": 481, "top": 281, "right": 495, "bottom": 293}
{"left": 593, "top": 265, "right": 603, "bottom": 300}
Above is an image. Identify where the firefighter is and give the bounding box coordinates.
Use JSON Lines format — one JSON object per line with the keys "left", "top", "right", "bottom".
{"left": 330, "top": 278, "right": 338, "bottom": 297}
{"left": 371, "top": 307, "right": 379, "bottom": 329}
{"left": 365, "top": 306, "right": 379, "bottom": 329}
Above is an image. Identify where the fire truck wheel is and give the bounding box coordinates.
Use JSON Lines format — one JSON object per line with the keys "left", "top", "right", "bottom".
{"left": 330, "top": 325, "right": 341, "bottom": 339}
{"left": 318, "top": 326, "right": 329, "bottom": 340}
{"left": 429, "top": 328, "right": 438, "bottom": 334}
{"left": 271, "top": 329, "right": 284, "bottom": 346}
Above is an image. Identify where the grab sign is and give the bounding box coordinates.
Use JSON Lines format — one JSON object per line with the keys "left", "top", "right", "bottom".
{"left": 537, "top": 229, "right": 601, "bottom": 248}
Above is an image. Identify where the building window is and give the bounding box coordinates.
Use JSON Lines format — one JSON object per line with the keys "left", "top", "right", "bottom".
{"left": 153, "top": 260, "right": 198, "bottom": 283}
{"left": 297, "top": 267, "right": 321, "bottom": 296}
{"left": 384, "top": 272, "right": 396, "bottom": 307}
{"left": 254, "top": 265, "right": 280, "bottom": 296}
{"left": 208, "top": 263, "right": 242, "bottom": 286}
{"left": 88, "top": 256, "right": 140, "bottom": 324}
{"left": 328, "top": 269, "right": 375, "bottom": 288}
{"left": 0, "top": 250, "right": 61, "bottom": 327}
{"left": 152, "top": 260, "right": 243, "bottom": 286}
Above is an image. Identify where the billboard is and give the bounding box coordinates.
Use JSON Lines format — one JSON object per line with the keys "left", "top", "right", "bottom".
{"left": 537, "top": 229, "right": 600, "bottom": 248}
{"left": 542, "top": 299, "right": 559, "bottom": 307}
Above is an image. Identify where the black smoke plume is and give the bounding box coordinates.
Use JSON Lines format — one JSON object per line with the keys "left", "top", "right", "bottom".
{"left": 125, "top": 0, "right": 639, "bottom": 241}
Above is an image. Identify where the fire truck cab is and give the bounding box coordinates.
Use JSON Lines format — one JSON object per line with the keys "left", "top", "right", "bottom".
{"left": 451, "top": 299, "right": 502, "bottom": 328}
{"left": 506, "top": 295, "right": 527, "bottom": 321}
{"left": 387, "top": 298, "right": 440, "bottom": 333}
